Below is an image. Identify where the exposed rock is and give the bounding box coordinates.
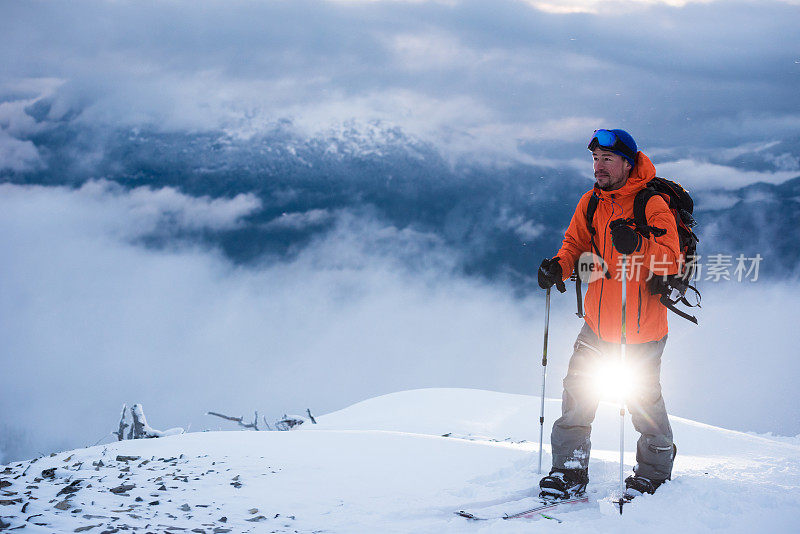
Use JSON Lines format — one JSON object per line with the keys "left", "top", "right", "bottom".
{"left": 109, "top": 484, "right": 135, "bottom": 494}
{"left": 74, "top": 524, "right": 102, "bottom": 532}
{"left": 57, "top": 479, "right": 83, "bottom": 496}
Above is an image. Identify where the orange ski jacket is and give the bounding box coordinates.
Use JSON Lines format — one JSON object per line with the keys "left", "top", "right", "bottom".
{"left": 555, "top": 151, "right": 681, "bottom": 344}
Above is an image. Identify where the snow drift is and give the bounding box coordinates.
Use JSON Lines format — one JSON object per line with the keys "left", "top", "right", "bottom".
{"left": 1, "top": 388, "right": 798, "bottom": 533}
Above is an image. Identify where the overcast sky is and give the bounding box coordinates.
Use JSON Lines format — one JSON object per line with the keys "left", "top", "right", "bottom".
{"left": 2, "top": 0, "right": 800, "bottom": 461}
{"left": 2, "top": 0, "right": 799, "bottom": 183}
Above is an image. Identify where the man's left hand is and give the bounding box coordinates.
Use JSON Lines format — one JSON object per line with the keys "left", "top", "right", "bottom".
{"left": 610, "top": 219, "right": 641, "bottom": 255}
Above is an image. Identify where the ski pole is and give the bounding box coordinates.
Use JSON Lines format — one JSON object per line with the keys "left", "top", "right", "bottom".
{"left": 618, "top": 254, "right": 628, "bottom": 513}
{"left": 538, "top": 287, "right": 551, "bottom": 475}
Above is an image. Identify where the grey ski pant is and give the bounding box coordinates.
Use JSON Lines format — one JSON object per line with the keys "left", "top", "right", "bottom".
{"left": 550, "top": 323, "right": 675, "bottom": 481}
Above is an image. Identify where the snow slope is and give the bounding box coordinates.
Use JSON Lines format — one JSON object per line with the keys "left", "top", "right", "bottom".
{"left": 1, "top": 388, "right": 798, "bottom": 533}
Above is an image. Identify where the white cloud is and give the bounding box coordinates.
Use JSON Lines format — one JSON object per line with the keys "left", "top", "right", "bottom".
{"left": 513, "top": 218, "right": 546, "bottom": 241}
{"left": 463, "top": 116, "right": 603, "bottom": 163}
{"left": 264, "top": 209, "right": 334, "bottom": 231}
{"left": 498, "top": 209, "right": 547, "bottom": 241}
{"left": 0, "top": 181, "right": 261, "bottom": 250}
{"left": 0, "top": 79, "right": 66, "bottom": 171}
{"left": 325, "top": 0, "right": 455, "bottom": 3}
{"left": 657, "top": 159, "right": 799, "bottom": 190}
{"left": 524, "top": 0, "right": 713, "bottom": 14}
{"left": 388, "top": 32, "right": 475, "bottom": 71}
{"left": 766, "top": 152, "right": 800, "bottom": 172}
{"left": 693, "top": 191, "right": 740, "bottom": 211}
{"left": 0, "top": 129, "right": 41, "bottom": 171}
{"left": 327, "top": 0, "right": 715, "bottom": 9}
{"left": 714, "top": 140, "right": 783, "bottom": 161}
{"left": 119, "top": 183, "right": 262, "bottom": 233}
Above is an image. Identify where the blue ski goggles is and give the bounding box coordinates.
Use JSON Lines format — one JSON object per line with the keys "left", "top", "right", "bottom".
{"left": 588, "top": 129, "right": 636, "bottom": 162}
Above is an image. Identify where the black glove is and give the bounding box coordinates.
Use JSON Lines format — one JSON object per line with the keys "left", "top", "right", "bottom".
{"left": 538, "top": 258, "right": 566, "bottom": 293}
{"left": 610, "top": 219, "right": 642, "bottom": 255}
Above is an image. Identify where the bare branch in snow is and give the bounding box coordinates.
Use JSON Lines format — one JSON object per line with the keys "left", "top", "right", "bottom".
{"left": 275, "top": 414, "right": 306, "bottom": 431}
{"left": 206, "top": 411, "right": 259, "bottom": 430}
{"left": 114, "top": 404, "right": 129, "bottom": 441}
{"left": 126, "top": 413, "right": 135, "bottom": 440}
{"left": 130, "top": 404, "right": 185, "bottom": 439}
{"left": 205, "top": 408, "right": 318, "bottom": 431}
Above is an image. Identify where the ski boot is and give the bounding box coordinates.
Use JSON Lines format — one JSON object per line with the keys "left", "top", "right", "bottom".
{"left": 623, "top": 475, "right": 665, "bottom": 501}
{"left": 623, "top": 443, "right": 677, "bottom": 502}
{"left": 539, "top": 468, "right": 588, "bottom": 500}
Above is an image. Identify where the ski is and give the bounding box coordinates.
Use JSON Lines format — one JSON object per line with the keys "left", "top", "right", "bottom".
{"left": 455, "top": 494, "right": 590, "bottom": 521}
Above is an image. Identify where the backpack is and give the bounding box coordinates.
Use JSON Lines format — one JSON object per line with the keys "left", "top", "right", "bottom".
{"left": 576, "top": 177, "right": 701, "bottom": 324}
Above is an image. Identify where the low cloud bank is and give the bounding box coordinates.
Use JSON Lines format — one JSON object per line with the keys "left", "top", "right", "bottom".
{"left": 1, "top": 183, "right": 797, "bottom": 463}
{"left": 0, "top": 183, "right": 530, "bottom": 462}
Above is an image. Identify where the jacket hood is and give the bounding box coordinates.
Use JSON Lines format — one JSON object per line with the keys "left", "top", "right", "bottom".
{"left": 595, "top": 151, "right": 655, "bottom": 199}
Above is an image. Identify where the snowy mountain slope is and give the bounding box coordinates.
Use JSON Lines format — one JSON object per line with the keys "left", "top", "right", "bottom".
{"left": 314, "top": 388, "right": 800, "bottom": 461}
{"left": 1, "top": 388, "right": 798, "bottom": 533}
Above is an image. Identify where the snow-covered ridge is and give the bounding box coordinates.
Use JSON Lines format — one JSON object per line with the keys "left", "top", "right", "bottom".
{"left": 1, "top": 388, "right": 798, "bottom": 533}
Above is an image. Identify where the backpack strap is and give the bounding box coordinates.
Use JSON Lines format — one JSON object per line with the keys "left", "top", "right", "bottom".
{"left": 586, "top": 192, "right": 599, "bottom": 230}
{"left": 585, "top": 192, "right": 603, "bottom": 258}
{"left": 633, "top": 187, "right": 667, "bottom": 238}
{"left": 648, "top": 263, "right": 702, "bottom": 325}
{"left": 659, "top": 285, "right": 701, "bottom": 325}
{"left": 575, "top": 192, "right": 610, "bottom": 318}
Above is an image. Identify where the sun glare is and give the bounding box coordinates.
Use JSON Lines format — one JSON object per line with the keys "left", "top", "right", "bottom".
{"left": 592, "top": 358, "right": 637, "bottom": 401}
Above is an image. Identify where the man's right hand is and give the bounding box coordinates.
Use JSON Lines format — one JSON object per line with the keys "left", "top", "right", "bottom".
{"left": 538, "top": 258, "right": 566, "bottom": 293}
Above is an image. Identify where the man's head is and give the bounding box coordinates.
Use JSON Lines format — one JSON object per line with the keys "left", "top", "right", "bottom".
{"left": 588, "top": 129, "right": 638, "bottom": 191}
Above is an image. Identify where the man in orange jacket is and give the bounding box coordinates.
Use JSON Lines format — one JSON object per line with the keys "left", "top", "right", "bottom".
{"left": 537, "top": 129, "right": 679, "bottom": 501}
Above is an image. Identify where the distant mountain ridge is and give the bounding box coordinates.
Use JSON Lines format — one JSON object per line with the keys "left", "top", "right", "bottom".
{"left": 3, "top": 122, "right": 798, "bottom": 284}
